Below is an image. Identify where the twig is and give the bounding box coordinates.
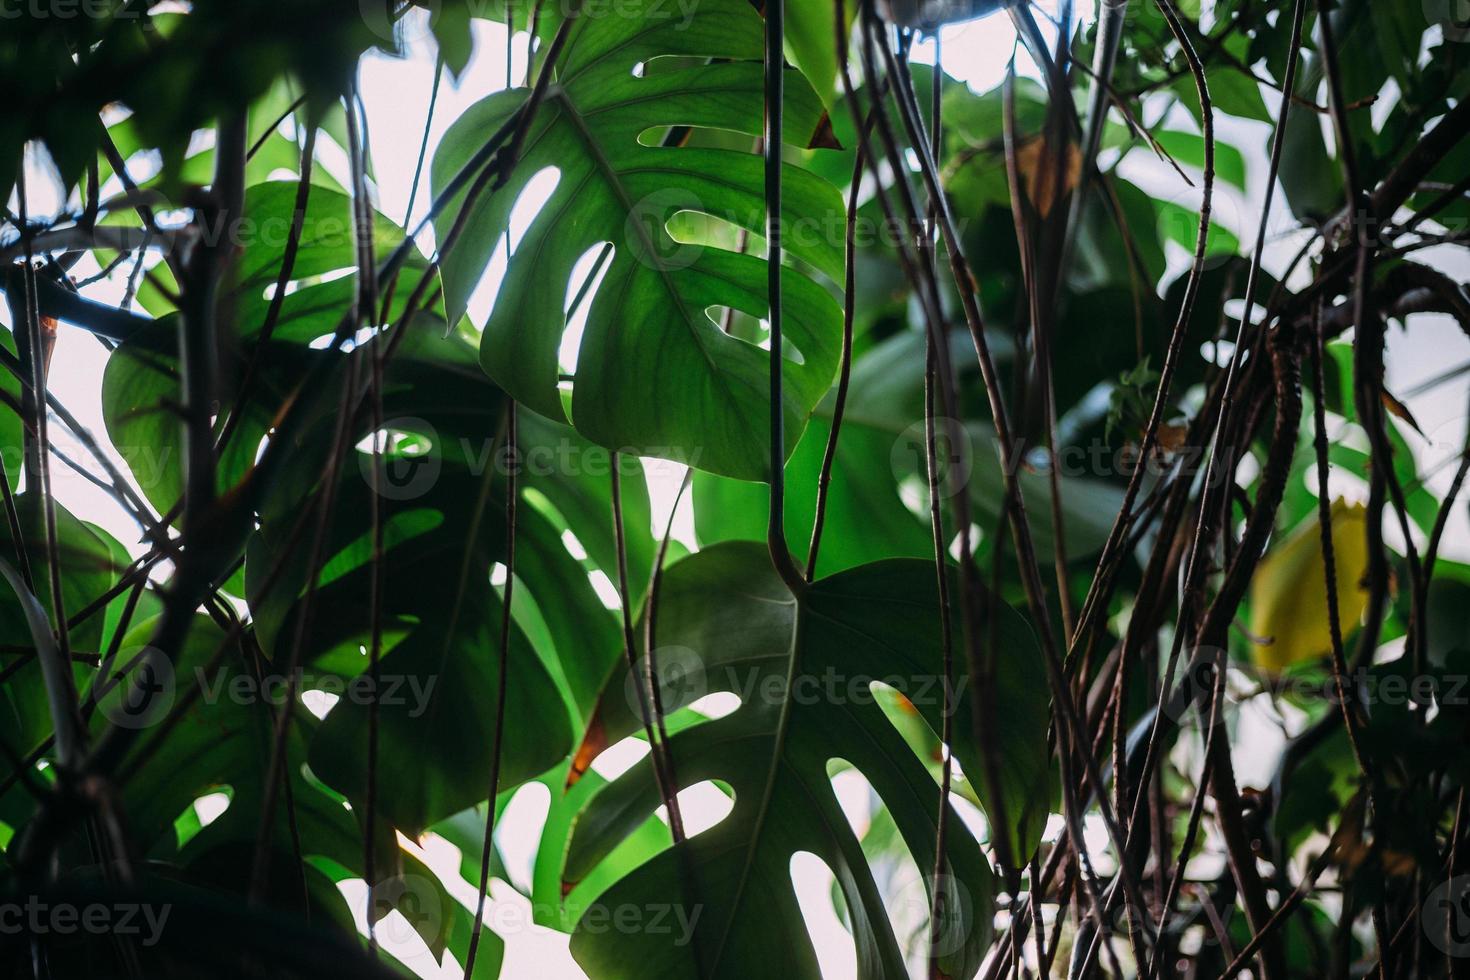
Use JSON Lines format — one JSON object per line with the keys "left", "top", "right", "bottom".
{"left": 464, "top": 404, "right": 519, "bottom": 978}
{"left": 805, "top": 123, "right": 869, "bottom": 581}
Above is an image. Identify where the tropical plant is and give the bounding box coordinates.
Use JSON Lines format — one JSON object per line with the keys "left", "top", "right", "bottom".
{"left": 1, "top": 0, "right": 1469, "bottom": 977}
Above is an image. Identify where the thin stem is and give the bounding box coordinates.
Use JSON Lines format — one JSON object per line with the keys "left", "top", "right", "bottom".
{"left": 348, "top": 81, "right": 387, "bottom": 954}
{"left": 464, "top": 403, "right": 518, "bottom": 978}
{"left": 922, "top": 332, "right": 958, "bottom": 980}
{"left": 921, "top": 43, "right": 959, "bottom": 980}
{"left": 1307, "top": 300, "right": 1370, "bottom": 777}
{"left": 872, "top": 9, "right": 1149, "bottom": 957}
{"left": 610, "top": 461, "right": 685, "bottom": 839}
{"left": 764, "top": 0, "right": 805, "bottom": 596}
{"left": 805, "top": 128, "right": 868, "bottom": 582}
{"left": 406, "top": 54, "right": 445, "bottom": 228}
{"left": 16, "top": 166, "right": 83, "bottom": 768}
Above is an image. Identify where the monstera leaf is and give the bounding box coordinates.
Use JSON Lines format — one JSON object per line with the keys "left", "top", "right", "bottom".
{"left": 102, "top": 180, "right": 434, "bottom": 518}
{"left": 431, "top": 0, "right": 846, "bottom": 481}
{"left": 222, "top": 326, "right": 575, "bottom": 833}
{"left": 94, "top": 612, "right": 505, "bottom": 974}
{"left": 559, "top": 543, "right": 1051, "bottom": 979}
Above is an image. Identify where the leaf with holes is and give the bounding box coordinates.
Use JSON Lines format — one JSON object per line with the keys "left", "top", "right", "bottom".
{"left": 431, "top": 0, "right": 845, "bottom": 481}
{"left": 560, "top": 542, "right": 1053, "bottom": 979}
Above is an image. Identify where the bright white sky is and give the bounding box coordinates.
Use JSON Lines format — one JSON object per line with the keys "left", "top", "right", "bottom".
{"left": 7, "top": 5, "right": 1470, "bottom": 977}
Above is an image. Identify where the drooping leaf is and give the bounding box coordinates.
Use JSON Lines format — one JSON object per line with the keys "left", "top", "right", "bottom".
{"left": 1248, "top": 499, "right": 1370, "bottom": 673}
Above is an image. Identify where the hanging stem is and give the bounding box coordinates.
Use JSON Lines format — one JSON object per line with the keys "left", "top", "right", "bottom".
{"left": 348, "top": 82, "right": 387, "bottom": 954}
{"left": 805, "top": 130, "right": 868, "bottom": 582}
{"left": 922, "top": 330, "right": 959, "bottom": 980}
{"left": 1307, "top": 301, "right": 1371, "bottom": 777}
{"left": 866, "top": 8, "right": 1150, "bottom": 959}
{"left": 15, "top": 165, "right": 83, "bottom": 770}
{"left": 464, "top": 404, "right": 518, "bottom": 978}
{"left": 764, "top": 0, "right": 805, "bottom": 596}
{"left": 610, "top": 460, "right": 687, "bottom": 842}
{"left": 406, "top": 53, "right": 444, "bottom": 229}
{"left": 644, "top": 469, "right": 692, "bottom": 810}
{"left": 215, "top": 120, "right": 314, "bottom": 456}
{"left": 638, "top": 468, "right": 707, "bottom": 979}
{"left": 920, "top": 41, "right": 959, "bottom": 979}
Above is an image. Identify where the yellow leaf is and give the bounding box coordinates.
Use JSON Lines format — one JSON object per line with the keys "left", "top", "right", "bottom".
{"left": 1248, "top": 499, "right": 1370, "bottom": 674}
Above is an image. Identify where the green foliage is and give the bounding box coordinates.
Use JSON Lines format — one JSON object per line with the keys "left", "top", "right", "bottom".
{"left": 563, "top": 542, "right": 1046, "bottom": 977}
{"left": 431, "top": 0, "right": 845, "bottom": 481}
{"left": 1, "top": 0, "right": 1467, "bottom": 976}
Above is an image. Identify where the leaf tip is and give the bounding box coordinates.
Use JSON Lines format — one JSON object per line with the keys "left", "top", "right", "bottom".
{"left": 808, "top": 113, "right": 842, "bottom": 151}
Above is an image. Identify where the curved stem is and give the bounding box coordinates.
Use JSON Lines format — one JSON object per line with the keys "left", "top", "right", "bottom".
{"left": 805, "top": 129, "right": 868, "bottom": 583}
{"left": 764, "top": 0, "right": 805, "bottom": 596}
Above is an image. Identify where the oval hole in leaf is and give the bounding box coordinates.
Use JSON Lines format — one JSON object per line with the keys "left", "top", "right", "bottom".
{"left": 687, "top": 691, "right": 740, "bottom": 721}
{"left": 663, "top": 779, "right": 734, "bottom": 838}
{"left": 497, "top": 781, "right": 552, "bottom": 893}
{"left": 466, "top": 167, "right": 564, "bottom": 324}
{"left": 560, "top": 241, "right": 616, "bottom": 376}
{"left": 789, "top": 851, "right": 859, "bottom": 980}
{"left": 589, "top": 733, "right": 652, "bottom": 782}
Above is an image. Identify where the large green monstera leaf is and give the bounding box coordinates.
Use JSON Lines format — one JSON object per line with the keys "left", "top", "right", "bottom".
{"left": 431, "top": 0, "right": 846, "bottom": 481}
{"left": 558, "top": 543, "right": 1051, "bottom": 979}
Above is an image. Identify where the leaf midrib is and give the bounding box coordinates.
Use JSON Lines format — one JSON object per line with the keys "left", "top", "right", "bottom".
{"left": 552, "top": 88, "right": 722, "bottom": 378}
